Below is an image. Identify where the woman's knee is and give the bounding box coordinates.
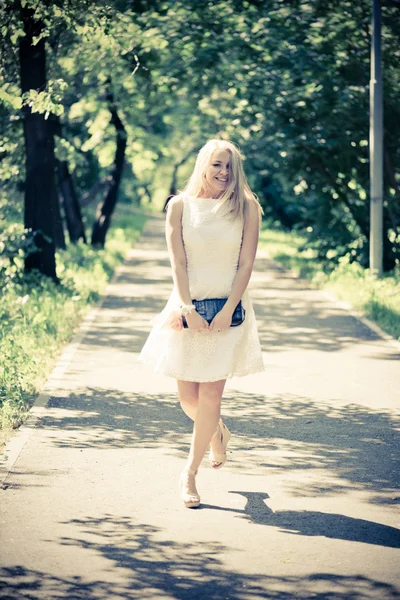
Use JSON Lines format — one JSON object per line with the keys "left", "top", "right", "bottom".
{"left": 198, "top": 381, "right": 225, "bottom": 406}
{"left": 177, "top": 381, "right": 199, "bottom": 407}
{"left": 180, "top": 393, "right": 199, "bottom": 410}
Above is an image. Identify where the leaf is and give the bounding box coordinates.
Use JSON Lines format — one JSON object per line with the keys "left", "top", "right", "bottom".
{"left": 10, "top": 28, "right": 25, "bottom": 45}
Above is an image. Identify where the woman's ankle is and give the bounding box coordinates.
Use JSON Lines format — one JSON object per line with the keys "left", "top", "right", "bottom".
{"left": 185, "top": 460, "right": 199, "bottom": 474}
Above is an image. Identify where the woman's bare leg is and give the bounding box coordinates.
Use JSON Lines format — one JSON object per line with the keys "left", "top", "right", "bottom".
{"left": 187, "top": 379, "right": 226, "bottom": 473}
{"left": 177, "top": 380, "right": 199, "bottom": 421}
{"left": 177, "top": 379, "right": 226, "bottom": 467}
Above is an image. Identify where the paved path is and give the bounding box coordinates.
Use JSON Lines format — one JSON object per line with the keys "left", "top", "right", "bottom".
{"left": 1, "top": 216, "right": 399, "bottom": 600}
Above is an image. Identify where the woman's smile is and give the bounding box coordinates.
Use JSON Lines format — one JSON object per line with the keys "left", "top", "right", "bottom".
{"left": 204, "top": 148, "right": 231, "bottom": 196}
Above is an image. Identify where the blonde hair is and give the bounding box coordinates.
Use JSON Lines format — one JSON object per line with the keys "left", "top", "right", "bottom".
{"left": 181, "top": 139, "right": 262, "bottom": 219}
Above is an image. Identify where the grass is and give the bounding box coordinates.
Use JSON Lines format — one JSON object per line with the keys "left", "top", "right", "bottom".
{"left": 258, "top": 226, "right": 400, "bottom": 342}
{"left": 0, "top": 204, "right": 147, "bottom": 447}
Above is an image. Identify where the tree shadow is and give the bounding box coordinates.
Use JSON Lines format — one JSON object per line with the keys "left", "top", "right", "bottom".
{"left": 251, "top": 255, "right": 384, "bottom": 353}
{"left": 1, "top": 514, "right": 399, "bottom": 599}
{"left": 1, "top": 468, "right": 65, "bottom": 492}
{"left": 40, "top": 390, "right": 190, "bottom": 456}
{"left": 224, "top": 391, "right": 399, "bottom": 502}
{"left": 23, "top": 387, "right": 398, "bottom": 506}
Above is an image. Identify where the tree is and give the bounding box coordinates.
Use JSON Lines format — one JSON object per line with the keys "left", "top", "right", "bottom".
{"left": 19, "top": 3, "right": 60, "bottom": 279}
{"left": 1, "top": 0, "right": 399, "bottom": 275}
{"left": 91, "top": 86, "right": 127, "bottom": 246}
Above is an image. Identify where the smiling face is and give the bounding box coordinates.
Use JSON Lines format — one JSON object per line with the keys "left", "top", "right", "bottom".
{"left": 204, "top": 148, "right": 231, "bottom": 198}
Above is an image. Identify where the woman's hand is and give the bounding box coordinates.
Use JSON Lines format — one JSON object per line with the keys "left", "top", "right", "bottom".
{"left": 185, "top": 310, "right": 209, "bottom": 331}
{"left": 209, "top": 307, "right": 232, "bottom": 332}
{"left": 166, "top": 310, "right": 184, "bottom": 330}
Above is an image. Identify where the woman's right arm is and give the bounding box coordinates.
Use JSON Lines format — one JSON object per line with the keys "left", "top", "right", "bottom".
{"left": 166, "top": 197, "right": 208, "bottom": 331}
{"left": 166, "top": 196, "right": 192, "bottom": 306}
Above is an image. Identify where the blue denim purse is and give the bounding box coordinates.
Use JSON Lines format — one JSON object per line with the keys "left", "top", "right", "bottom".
{"left": 182, "top": 298, "right": 245, "bottom": 328}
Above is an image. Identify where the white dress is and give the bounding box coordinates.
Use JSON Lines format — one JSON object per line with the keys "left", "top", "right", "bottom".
{"left": 139, "top": 195, "right": 264, "bottom": 382}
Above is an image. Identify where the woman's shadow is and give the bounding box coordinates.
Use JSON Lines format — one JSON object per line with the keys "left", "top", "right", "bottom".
{"left": 201, "top": 491, "right": 400, "bottom": 549}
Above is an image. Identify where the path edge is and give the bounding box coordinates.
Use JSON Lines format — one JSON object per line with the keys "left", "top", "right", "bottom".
{"left": 322, "top": 289, "right": 400, "bottom": 351}
{"left": 259, "top": 249, "right": 400, "bottom": 352}
{"left": 0, "top": 219, "right": 152, "bottom": 488}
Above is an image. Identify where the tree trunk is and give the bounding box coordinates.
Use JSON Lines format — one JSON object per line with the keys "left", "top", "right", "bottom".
{"left": 57, "top": 160, "right": 87, "bottom": 243}
{"left": 91, "top": 87, "right": 127, "bottom": 247}
{"left": 141, "top": 183, "right": 152, "bottom": 205}
{"left": 19, "top": 5, "right": 60, "bottom": 278}
{"left": 53, "top": 189, "right": 66, "bottom": 250}
{"left": 80, "top": 177, "right": 111, "bottom": 208}
{"left": 163, "top": 152, "right": 194, "bottom": 211}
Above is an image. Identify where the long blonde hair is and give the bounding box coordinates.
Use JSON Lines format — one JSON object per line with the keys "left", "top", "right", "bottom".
{"left": 182, "top": 139, "right": 262, "bottom": 219}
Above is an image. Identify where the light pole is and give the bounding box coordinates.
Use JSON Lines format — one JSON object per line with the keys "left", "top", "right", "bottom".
{"left": 369, "top": 0, "right": 383, "bottom": 278}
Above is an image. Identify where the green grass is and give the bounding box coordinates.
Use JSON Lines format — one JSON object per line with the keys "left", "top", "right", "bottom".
{"left": 0, "top": 205, "right": 147, "bottom": 445}
{"left": 259, "top": 226, "right": 400, "bottom": 341}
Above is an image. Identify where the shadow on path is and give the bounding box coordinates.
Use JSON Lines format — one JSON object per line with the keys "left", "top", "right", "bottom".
{"left": 20, "top": 387, "right": 398, "bottom": 505}
{"left": 1, "top": 515, "right": 399, "bottom": 599}
{"left": 251, "top": 258, "right": 384, "bottom": 354}
{"left": 202, "top": 491, "right": 400, "bottom": 549}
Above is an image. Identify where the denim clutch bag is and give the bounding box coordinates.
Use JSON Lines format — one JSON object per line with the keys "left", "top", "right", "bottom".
{"left": 182, "top": 298, "right": 245, "bottom": 328}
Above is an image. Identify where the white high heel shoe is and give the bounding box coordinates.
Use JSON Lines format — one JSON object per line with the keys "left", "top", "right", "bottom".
{"left": 209, "top": 419, "right": 231, "bottom": 469}
{"left": 180, "top": 467, "right": 200, "bottom": 508}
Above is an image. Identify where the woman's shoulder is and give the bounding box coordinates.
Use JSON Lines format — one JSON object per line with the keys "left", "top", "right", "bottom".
{"left": 167, "top": 193, "right": 186, "bottom": 210}
{"left": 166, "top": 193, "right": 192, "bottom": 222}
{"left": 244, "top": 195, "right": 263, "bottom": 221}
{"left": 240, "top": 198, "right": 262, "bottom": 231}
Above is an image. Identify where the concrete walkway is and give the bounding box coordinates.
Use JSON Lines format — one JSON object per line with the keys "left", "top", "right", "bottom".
{"left": 1, "top": 215, "right": 399, "bottom": 600}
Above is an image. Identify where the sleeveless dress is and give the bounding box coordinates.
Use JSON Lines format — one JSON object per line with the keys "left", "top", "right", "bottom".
{"left": 139, "top": 195, "right": 264, "bottom": 382}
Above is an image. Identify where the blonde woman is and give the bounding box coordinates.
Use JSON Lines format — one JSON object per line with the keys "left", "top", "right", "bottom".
{"left": 140, "top": 139, "right": 264, "bottom": 508}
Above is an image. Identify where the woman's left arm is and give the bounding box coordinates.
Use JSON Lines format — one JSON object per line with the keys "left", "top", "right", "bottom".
{"left": 209, "top": 200, "right": 260, "bottom": 331}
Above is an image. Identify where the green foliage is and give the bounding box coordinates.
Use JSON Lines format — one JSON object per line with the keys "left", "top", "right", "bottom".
{"left": 0, "top": 222, "right": 39, "bottom": 290}
{"left": 21, "top": 78, "right": 67, "bottom": 119}
{"left": 320, "top": 255, "right": 400, "bottom": 339}
{"left": 259, "top": 225, "right": 320, "bottom": 279}
{"left": 2, "top": 0, "right": 397, "bottom": 252}
{"left": 0, "top": 82, "right": 22, "bottom": 110}
{"left": 0, "top": 208, "right": 146, "bottom": 434}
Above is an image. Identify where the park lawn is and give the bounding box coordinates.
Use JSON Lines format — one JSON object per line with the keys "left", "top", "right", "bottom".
{"left": 258, "top": 227, "right": 400, "bottom": 342}
{"left": 0, "top": 206, "right": 147, "bottom": 449}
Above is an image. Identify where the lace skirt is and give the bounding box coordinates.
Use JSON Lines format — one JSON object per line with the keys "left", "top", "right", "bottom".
{"left": 139, "top": 289, "right": 264, "bottom": 382}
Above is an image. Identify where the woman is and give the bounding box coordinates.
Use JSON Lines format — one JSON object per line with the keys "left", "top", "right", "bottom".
{"left": 139, "top": 139, "right": 264, "bottom": 508}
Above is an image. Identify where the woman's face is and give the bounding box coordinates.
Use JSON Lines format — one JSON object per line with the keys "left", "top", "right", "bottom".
{"left": 204, "top": 149, "right": 231, "bottom": 197}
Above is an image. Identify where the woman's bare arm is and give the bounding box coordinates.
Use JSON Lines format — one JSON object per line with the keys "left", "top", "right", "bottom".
{"left": 209, "top": 200, "right": 260, "bottom": 330}
{"left": 165, "top": 196, "right": 192, "bottom": 305}
{"left": 166, "top": 196, "right": 209, "bottom": 330}
{"left": 226, "top": 199, "right": 260, "bottom": 309}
